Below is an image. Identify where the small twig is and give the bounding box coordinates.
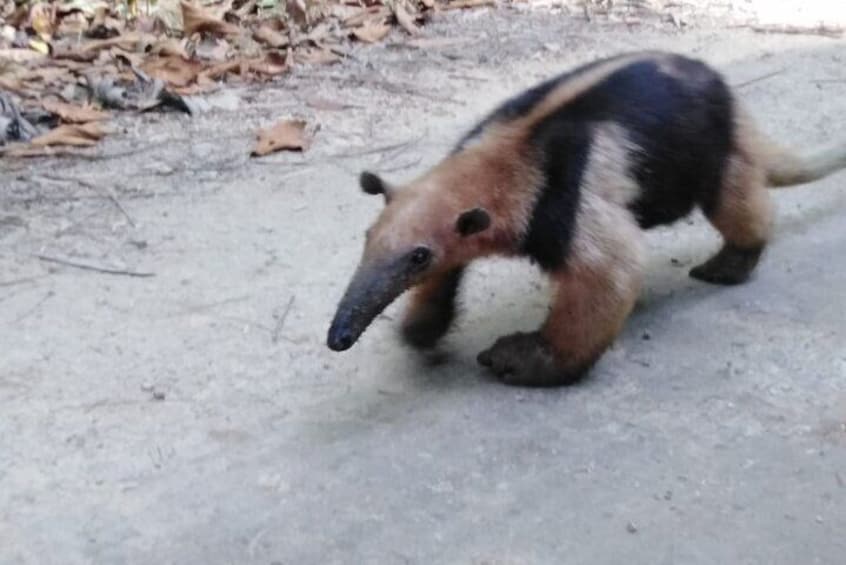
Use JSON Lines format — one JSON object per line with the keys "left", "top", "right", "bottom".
{"left": 331, "top": 135, "right": 425, "bottom": 160}
{"left": 313, "top": 74, "right": 463, "bottom": 105}
{"left": 272, "top": 295, "right": 296, "bottom": 344}
{"left": 36, "top": 254, "right": 155, "bottom": 278}
{"left": 165, "top": 295, "right": 251, "bottom": 318}
{"left": 105, "top": 187, "right": 135, "bottom": 226}
{"left": 38, "top": 174, "right": 135, "bottom": 226}
{"left": 14, "top": 291, "right": 54, "bottom": 323}
{"left": 0, "top": 276, "right": 43, "bottom": 288}
{"left": 447, "top": 73, "right": 490, "bottom": 83}
{"left": 0, "top": 146, "right": 94, "bottom": 159}
{"left": 369, "top": 79, "right": 464, "bottom": 105}
{"left": 440, "top": 0, "right": 495, "bottom": 10}
{"left": 247, "top": 528, "right": 269, "bottom": 559}
{"left": 750, "top": 24, "right": 843, "bottom": 38}
{"left": 733, "top": 69, "right": 785, "bottom": 90}
{"left": 380, "top": 156, "right": 423, "bottom": 173}
{"left": 376, "top": 148, "right": 411, "bottom": 167}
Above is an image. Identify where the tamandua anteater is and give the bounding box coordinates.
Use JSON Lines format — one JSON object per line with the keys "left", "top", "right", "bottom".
{"left": 326, "top": 51, "right": 846, "bottom": 387}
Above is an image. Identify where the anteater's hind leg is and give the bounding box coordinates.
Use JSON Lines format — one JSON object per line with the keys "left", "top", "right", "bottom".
{"left": 478, "top": 196, "right": 644, "bottom": 386}
{"left": 401, "top": 267, "right": 464, "bottom": 348}
{"left": 690, "top": 152, "right": 773, "bottom": 285}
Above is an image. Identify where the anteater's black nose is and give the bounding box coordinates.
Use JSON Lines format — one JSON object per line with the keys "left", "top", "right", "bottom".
{"left": 327, "top": 329, "right": 354, "bottom": 351}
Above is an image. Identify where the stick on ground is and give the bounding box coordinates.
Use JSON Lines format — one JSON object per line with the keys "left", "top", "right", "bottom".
{"left": 733, "top": 69, "right": 785, "bottom": 89}
{"left": 36, "top": 255, "right": 155, "bottom": 278}
{"left": 272, "top": 295, "right": 296, "bottom": 344}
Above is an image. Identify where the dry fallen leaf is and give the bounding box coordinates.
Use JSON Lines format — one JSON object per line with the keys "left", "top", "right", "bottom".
{"left": 56, "top": 11, "right": 90, "bottom": 36}
{"left": 235, "top": 0, "right": 259, "bottom": 19}
{"left": 296, "top": 47, "right": 340, "bottom": 66}
{"left": 1, "top": 146, "right": 89, "bottom": 158}
{"left": 87, "top": 7, "right": 124, "bottom": 39}
{"left": 28, "top": 2, "right": 56, "bottom": 41}
{"left": 342, "top": 6, "right": 391, "bottom": 28}
{"left": 199, "top": 59, "right": 242, "bottom": 81}
{"left": 111, "top": 48, "right": 145, "bottom": 69}
{"left": 253, "top": 24, "right": 289, "bottom": 49}
{"left": 0, "top": 77, "right": 28, "bottom": 96}
{"left": 181, "top": 1, "right": 240, "bottom": 38}
{"left": 392, "top": 2, "right": 421, "bottom": 36}
{"left": 148, "top": 38, "right": 191, "bottom": 59}
{"left": 28, "top": 38, "right": 50, "bottom": 54}
{"left": 302, "top": 22, "right": 333, "bottom": 44}
{"left": 199, "top": 52, "right": 288, "bottom": 83}
{"left": 150, "top": 0, "right": 184, "bottom": 33}
{"left": 352, "top": 21, "right": 391, "bottom": 43}
{"left": 141, "top": 55, "right": 204, "bottom": 87}
{"left": 85, "top": 32, "right": 148, "bottom": 54}
{"left": 51, "top": 32, "right": 148, "bottom": 62}
{"left": 442, "top": 0, "right": 496, "bottom": 9}
{"left": 0, "top": 48, "right": 45, "bottom": 63}
{"left": 49, "top": 42, "right": 98, "bottom": 62}
{"left": 286, "top": 0, "right": 309, "bottom": 28}
{"left": 251, "top": 119, "right": 308, "bottom": 157}
{"left": 29, "top": 122, "right": 106, "bottom": 147}
{"left": 42, "top": 100, "right": 110, "bottom": 123}
{"left": 248, "top": 52, "right": 289, "bottom": 77}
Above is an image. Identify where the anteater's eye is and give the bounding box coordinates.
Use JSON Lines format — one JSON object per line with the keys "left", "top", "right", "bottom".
{"left": 410, "top": 246, "right": 432, "bottom": 268}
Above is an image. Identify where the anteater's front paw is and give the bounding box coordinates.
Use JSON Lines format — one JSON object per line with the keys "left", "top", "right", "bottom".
{"left": 401, "top": 305, "right": 455, "bottom": 349}
{"left": 476, "top": 332, "right": 573, "bottom": 387}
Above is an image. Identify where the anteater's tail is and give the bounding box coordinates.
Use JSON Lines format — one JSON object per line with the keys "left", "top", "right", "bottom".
{"left": 764, "top": 139, "right": 846, "bottom": 188}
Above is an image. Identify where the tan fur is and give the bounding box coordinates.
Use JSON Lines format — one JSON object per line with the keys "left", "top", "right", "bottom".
{"left": 708, "top": 112, "right": 773, "bottom": 248}
{"left": 404, "top": 268, "right": 454, "bottom": 318}
{"left": 367, "top": 125, "right": 543, "bottom": 267}
{"left": 732, "top": 104, "right": 846, "bottom": 189}
{"left": 763, "top": 138, "right": 846, "bottom": 188}
{"left": 580, "top": 122, "right": 641, "bottom": 207}
{"left": 541, "top": 192, "right": 645, "bottom": 370}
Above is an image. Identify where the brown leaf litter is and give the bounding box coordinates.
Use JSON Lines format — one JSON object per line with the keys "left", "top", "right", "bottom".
{"left": 41, "top": 99, "right": 110, "bottom": 123}
{"left": 251, "top": 119, "right": 309, "bottom": 157}
{"left": 0, "top": 0, "right": 497, "bottom": 157}
{"left": 29, "top": 121, "right": 106, "bottom": 147}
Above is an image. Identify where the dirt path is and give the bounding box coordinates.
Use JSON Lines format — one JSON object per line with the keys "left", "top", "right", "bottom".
{"left": 2, "top": 5, "right": 845, "bottom": 564}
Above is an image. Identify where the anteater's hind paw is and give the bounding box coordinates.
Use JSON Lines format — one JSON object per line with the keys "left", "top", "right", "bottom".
{"left": 689, "top": 244, "right": 764, "bottom": 286}
{"left": 477, "top": 331, "right": 587, "bottom": 387}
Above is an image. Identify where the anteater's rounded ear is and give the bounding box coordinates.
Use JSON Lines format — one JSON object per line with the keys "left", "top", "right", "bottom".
{"left": 456, "top": 207, "right": 491, "bottom": 237}
{"left": 359, "top": 171, "right": 393, "bottom": 203}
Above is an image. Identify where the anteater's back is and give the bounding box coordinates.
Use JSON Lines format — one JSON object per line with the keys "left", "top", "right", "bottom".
{"left": 459, "top": 52, "right": 737, "bottom": 230}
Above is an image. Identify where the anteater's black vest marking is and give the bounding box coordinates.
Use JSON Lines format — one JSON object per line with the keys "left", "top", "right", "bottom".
{"left": 456, "top": 54, "right": 735, "bottom": 271}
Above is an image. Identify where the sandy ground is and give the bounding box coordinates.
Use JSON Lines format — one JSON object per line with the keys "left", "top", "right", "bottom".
{"left": 1, "top": 3, "right": 845, "bottom": 564}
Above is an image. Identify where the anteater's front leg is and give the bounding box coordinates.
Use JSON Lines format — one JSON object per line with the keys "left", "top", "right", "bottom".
{"left": 402, "top": 267, "right": 464, "bottom": 348}
{"left": 478, "top": 202, "right": 644, "bottom": 386}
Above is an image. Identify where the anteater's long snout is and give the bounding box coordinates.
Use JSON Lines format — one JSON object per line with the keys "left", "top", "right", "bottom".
{"left": 327, "top": 261, "right": 409, "bottom": 352}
